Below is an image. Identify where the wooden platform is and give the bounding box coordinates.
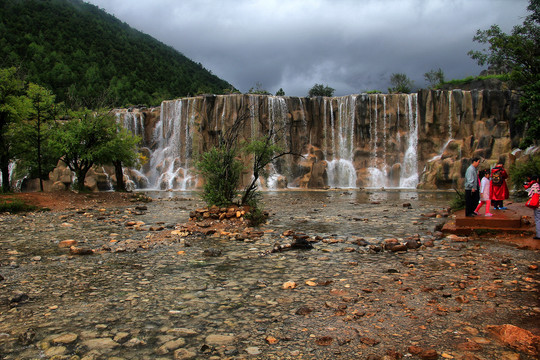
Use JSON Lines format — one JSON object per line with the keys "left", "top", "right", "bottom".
{"left": 443, "top": 202, "right": 535, "bottom": 235}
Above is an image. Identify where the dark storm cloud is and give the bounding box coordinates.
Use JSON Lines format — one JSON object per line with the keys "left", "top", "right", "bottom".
{"left": 86, "top": 0, "right": 529, "bottom": 96}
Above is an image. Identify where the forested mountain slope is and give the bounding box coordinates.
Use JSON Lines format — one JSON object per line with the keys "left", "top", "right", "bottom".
{"left": 0, "top": 0, "right": 234, "bottom": 107}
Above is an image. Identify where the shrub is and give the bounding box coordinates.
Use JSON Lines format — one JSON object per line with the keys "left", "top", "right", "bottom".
{"left": 0, "top": 198, "right": 39, "bottom": 213}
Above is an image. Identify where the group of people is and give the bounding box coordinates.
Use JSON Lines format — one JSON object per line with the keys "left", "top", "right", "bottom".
{"left": 464, "top": 158, "right": 509, "bottom": 217}
{"left": 464, "top": 157, "right": 540, "bottom": 239}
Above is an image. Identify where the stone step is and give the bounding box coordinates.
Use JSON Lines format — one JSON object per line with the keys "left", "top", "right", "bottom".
{"left": 442, "top": 203, "right": 536, "bottom": 236}
{"left": 455, "top": 210, "right": 522, "bottom": 229}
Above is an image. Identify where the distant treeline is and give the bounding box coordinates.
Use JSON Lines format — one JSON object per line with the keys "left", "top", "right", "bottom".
{"left": 0, "top": 0, "right": 234, "bottom": 108}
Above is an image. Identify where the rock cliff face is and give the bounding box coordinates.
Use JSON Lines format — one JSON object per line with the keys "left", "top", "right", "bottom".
{"left": 105, "top": 89, "right": 524, "bottom": 192}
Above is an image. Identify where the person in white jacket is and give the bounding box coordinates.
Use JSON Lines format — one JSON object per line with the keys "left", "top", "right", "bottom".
{"left": 474, "top": 169, "right": 493, "bottom": 217}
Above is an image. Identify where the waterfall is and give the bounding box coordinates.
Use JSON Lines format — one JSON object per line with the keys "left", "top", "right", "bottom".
{"left": 146, "top": 99, "right": 196, "bottom": 190}
{"left": 399, "top": 94, "right": 419, "bottom": 188}
{"left": 117, "top": 111, "right": 144, "bottom": 137}
{"left": 326, "top": 95, "right": 357, "bottom": 188}
{"left": 448, "top": 91, "right": 453, "bottom": 139}
{"left": 249, "top": 95, "right": 259, "bottom": 139}
{"left": 368, "top": 94, "right": 387, "bottom": 187}
{"left": 266, "top": 96, "right": 289, "bottom": 189}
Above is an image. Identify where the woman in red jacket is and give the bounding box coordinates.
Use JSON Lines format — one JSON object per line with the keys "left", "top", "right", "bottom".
{"left": 490, "top": 163, "right": 509, "bottom": 210}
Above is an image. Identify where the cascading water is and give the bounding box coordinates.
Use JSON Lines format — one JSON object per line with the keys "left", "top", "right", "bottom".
{"left": 398, "top": 94, "right": 419, "bottom": 188}
{"left": 326, "top": 95, "right": 357, "bottom": 188}
{"left": 115, "top": 93, "right": 426, "bottom": 191}
{"left": 368, "top": 94, "right": 387, "bottom": 187}
{"left": 266, "top": 96, "right": 290, "bottom": 189}
{"left": 146, "top": 99, "right": 196, "bottom": 190}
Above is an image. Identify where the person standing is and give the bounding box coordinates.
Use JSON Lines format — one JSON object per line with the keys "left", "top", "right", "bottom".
{"left": 527, "top": 174, "right": 540, "bottom": 240}
{"left": 490, "top": 163, "right": 509, "bottom": 210}
{"left": 474, "top": 169, "right": 493, "bottom": 216}
{"left": 464, "top": 157, "right": 481, "bottom": 217}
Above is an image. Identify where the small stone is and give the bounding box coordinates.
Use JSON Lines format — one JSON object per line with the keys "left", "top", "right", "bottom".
{"left": 45, "top": 346, "right": 67, "bottom": 357}
{"left": 205, "top": 334, "right": 235, "bottom": 346}
{"left": 51, "top": 333, "right": 78, "bottom": 345}
{"left": 156, "top": 338, "right": 186, "bottom": 355}
{"left": 282, "top": 281, "right": 297, "bottom": 289}
{"left": 82, "top": 338, "right": 119, "bottom": 350}
{"left": 69, "top": 246, "right": 94, "bottom": 255}
{"left": 113, "top": 332, "right": 130, "bottom": 343}
{"left": 58, "top": 240, "right": 77, "bottom": 248}
{"left": 174, "top": 348, "right": 197, "bottom": 360}
{"left": 245, "top": 347, "right": 261, "bottom": 355}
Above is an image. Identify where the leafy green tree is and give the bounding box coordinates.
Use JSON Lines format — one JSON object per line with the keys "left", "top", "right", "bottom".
{"left": 468, "top": 0, "right": 539, "bottom": 147}
{"left": 275, "top": 88, "right": 285, "bottom": 96}
{"left": 0, "top": 67, "right": 26, "bottom": 192}
{"left": 50, "top": 108, "right": 139, "bottom": 191}
{"left": 424, "top": 68, "right": 445, "bottom": 89}
{"left": 389, "top": 73, "right": 414, "bottom": 93}
{"left": 308, "top": 84, "right": 335, "bottom": 97}
{"left": 109, "top": 125, "right": 141, "bottom": 192}
{"left": 10, "top": 83, "right": 60, "bottom": 191}
{"left": 196, "top": 144, "right": 243, "bottom": 207}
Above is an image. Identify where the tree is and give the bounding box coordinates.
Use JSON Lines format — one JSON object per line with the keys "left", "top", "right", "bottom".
{"left": 275, "top": 88, "right": 285, "bottom": 96}
{"left": 308, "top": 84, "right": 335, "bottom": 97}
{"left": 108, "top": 124, "right": 141, "bottom": 192}
{"left": 0, "top": 67, "right": 26, "bottom": 192}
{"left": 196, "top": 123, "right": 244, "bottom": 207}
{"left": 468, "top": 0, "right": 539, "bottom": 147}
{"left": 389, "top": 73, "right": 414, "bottom": 93}
{"left": 50, "top": 108, "right": 139, "bottom": 191}
{"left": 10, "top": 83, "right": 60, "bottom": 191}
{"left": 424, "top": 68, "right": 445, "bottom": 89}
{"left": 196, "top": 108, "right": 298, "bottom": 217}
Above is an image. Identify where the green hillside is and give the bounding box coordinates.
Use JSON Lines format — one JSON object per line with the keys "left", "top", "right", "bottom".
{"left": 0, "top": 0, "right": 235, "bottom": 107}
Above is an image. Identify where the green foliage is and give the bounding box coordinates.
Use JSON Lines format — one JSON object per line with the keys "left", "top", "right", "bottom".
{"left": 50, "top": 108, "right": 139, "bottom": 190}
{"left": 508, "top": 154, "right": 540, "bottom": 190}
{"left": 0, "top": 198, "right": 38, "bottom": 213}
{"left": 275, "top": 88, "right": 285, "bottom": 96}
{"left": 365, "top": 90, "right": 382, "bottom": 94}
{"left": 9, "top": 83, "right": 61, "bottom": 190}
{"left": 241, "top": 136, "right": 283, "bottom": 205}
{"left": 308, "top": 84, "right": 335, "bottom": 97}
{"left": 244, "top": 195, "right": 268, "bottom": 227}
{"left": 0, "top": 0, "right": 234, "bottom": 108}
{"left": 450, "top": 188, "right": 466, "bottom": 211}
{"left": 516, "top": 79, "right": 540, "bottom": 148}
{"left": 196, "top": 144, "right": 243, "bottom": 207}
{"left": 389, "top": 73, "right": 414, "bottom": 93}
{"left": 468, "top": 0, "right": 540, "bottom": 147}
{"left": 248, "top": 82, "right": 271, "bottom": 95}
{"left": 0, "top": 67, "right": 26, "bottom": 192}
{"left": 424, "top": 68, "right": 445, "bottom": 89}
{"left": 440, "top": 74, "right": 510, "bottom": 87}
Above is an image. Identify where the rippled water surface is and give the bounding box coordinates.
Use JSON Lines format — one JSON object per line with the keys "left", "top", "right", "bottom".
{"left": 3, "top": 190, "right": 537, "bottom": 360}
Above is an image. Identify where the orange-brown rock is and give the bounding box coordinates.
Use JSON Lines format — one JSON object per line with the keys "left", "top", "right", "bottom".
{"left": 486, "top": 324, "right": 540, "bottom": 356}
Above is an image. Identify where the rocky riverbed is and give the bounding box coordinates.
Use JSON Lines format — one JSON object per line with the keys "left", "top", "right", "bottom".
{"left": 1, "top": 190, "right": 539, "bottom": 360}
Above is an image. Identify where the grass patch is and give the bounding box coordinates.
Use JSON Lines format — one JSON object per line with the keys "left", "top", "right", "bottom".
{"left": 450, "top": 189, "right": 465, "bottom": 212}
{"left": 0, "top": 198, "right": 39, "bottom": 213}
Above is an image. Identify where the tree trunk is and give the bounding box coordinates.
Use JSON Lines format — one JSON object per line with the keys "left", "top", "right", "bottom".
{"left": 0, "top": 160, "right": 10, "bottom": 193}
{"left": 113, "top": 160, "right": 126, "bottom": 192}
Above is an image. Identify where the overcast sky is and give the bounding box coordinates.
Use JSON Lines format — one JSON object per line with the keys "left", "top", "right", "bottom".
{"left": 85, "top": 0, "right": 528, "bottom": 97}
